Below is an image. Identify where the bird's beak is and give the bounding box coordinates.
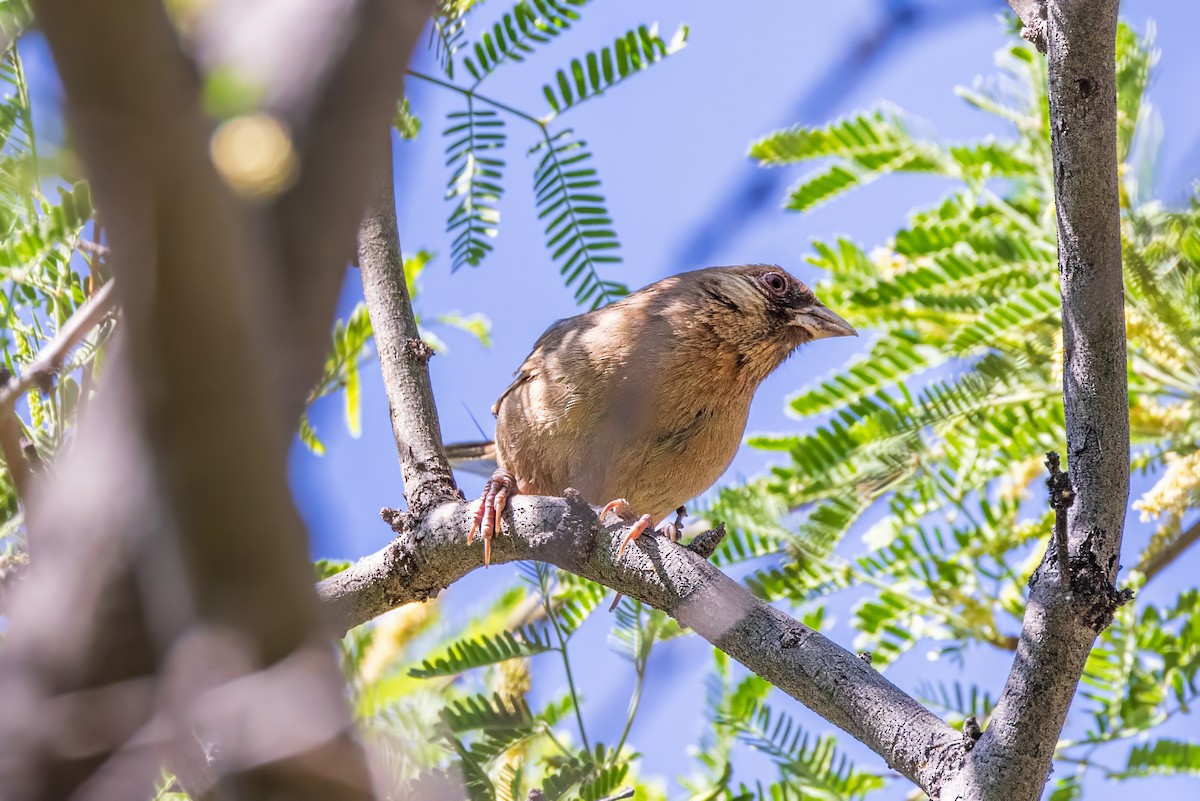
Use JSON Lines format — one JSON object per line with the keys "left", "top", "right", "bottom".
{"left": 793, "top": 305, "right": 858, "bottom": 339}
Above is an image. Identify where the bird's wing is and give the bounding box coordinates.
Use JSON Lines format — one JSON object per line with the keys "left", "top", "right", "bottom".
{"left": 489, "top": 316, "right": 577, "bottom": 416}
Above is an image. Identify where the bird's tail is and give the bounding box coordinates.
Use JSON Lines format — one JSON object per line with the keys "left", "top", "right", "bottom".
{"left": 444, "top": 440, "right": 499, "bottom": 477}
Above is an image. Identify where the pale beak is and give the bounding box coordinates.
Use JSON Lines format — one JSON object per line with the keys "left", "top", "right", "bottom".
{"left": 794, "top": 305, "right": 858, "bottom": 339}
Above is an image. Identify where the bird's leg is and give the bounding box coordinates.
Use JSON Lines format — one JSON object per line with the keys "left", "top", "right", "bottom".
{"left": 469, "top": 468, "right": 518, "bottom": 567}
{"left": 661, "top": 505, "right": 687, "bottom": 543}
{"left": 599, "top": 498, "right": 654, "bottom": 560}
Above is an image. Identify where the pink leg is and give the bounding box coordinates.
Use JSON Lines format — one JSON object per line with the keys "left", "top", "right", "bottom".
{"left": 469, "top": 468, "right": 517, "bottom": 567}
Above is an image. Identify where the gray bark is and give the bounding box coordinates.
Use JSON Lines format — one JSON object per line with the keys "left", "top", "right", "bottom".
{"left": 942, "top": 2, "right": 1130, "bottom": 798}
{"left": 358, "top": 159, "right": 461, "bottom": 516}
{"left": 318, "top": 493, "right": 966, "bottom": 795}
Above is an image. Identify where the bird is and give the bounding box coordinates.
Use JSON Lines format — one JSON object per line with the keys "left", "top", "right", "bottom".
{"left": 449, "top": 264, "right": 857, "bottom": 567}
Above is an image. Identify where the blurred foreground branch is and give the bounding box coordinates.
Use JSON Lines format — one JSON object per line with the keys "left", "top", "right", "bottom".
{"left": 0, "top": 1, "right": 431, "bottom": 799}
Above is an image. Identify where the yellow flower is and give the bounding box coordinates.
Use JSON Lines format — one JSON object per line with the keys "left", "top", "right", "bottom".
{"left": 1134, "top": 450, "right": 1200, "bottom": 522}
{"left": 358, "top": 601, "right": 434, "bottom": 684}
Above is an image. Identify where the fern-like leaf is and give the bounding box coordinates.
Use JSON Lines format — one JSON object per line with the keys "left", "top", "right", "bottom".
{"left": 0, "top": 182, "right": 93, "bottom": 270}
{"left": 1119, "top": 738, "right": 1200, "bottom": 777}
{"left": 462, "top": 0, "right": 590, "bottom": 84}
{"left": 723, "top": 703, "right": 885, "bottom": 800}
{"left": 540, "top": 23, "right": 688, "bottom": 119}
{"left": 408, "top": 626, "right": 553, "bottom": 678}
{"left": 531, "top": 129, "right": 627, "bottom": 307}
{"left": 445, "top": 107, "right": 506, "bottom": 269}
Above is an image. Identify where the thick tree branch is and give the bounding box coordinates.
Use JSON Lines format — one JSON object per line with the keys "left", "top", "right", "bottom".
{"left": 357, "top": 154, "right": 459, "bottom": 516}
{"left": 271, "top": 0, "right": 433, "bottom": 406}
{"left": 943, "top": 3, "right": 1130, "bottom": 799}
{"left": 318, "top": 495, "right": 964, "bottom": 796}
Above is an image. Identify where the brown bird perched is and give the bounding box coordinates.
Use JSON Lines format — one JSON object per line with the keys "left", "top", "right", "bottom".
{"left": 450, "top": 264, "right": 857, "bottom": 566}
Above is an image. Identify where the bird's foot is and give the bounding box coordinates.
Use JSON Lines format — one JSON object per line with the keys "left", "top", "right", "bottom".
{"left": 599, "top": 498, "right": 654, "bottom": 560}
{"left": 660, "top": 505, "right": 687, "bottom": 543}
{"left": 469, "top": 468, "right": 518, "bottom": 567}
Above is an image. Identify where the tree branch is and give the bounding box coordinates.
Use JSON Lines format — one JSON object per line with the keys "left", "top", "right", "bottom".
{"left": 943, "top": 3, "right": 1131, "bottom": 798}
{"left": 357, "top": 152, "right": 460, "bottom": 516}
{"left": 270, "top": 0, "right": 434, "bottom": 406}
{"left": 317, "top": 493, "right": 964, "bottom": 796}
{"left": 0, "top": 279, "right": 117, "bottom": 414}
{"left": 1005, "top": 0, "right": 1048, "bottom": 53}
{"left": 1135, "top": 516, "right": 1200, "bottom": 584}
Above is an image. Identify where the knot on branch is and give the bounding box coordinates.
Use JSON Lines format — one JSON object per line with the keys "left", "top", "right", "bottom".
{"left": 685, "top": 523, "right": 726, "bottom": 560}
{"left": 405, "top": 337, "right": 434, "bottom": 364}
{"left": 962, "top": 716, "right": 982, "bottom": 751}
{"left": 1070, "top": 538, "right": 1136, "bottom": 633}
{"left": 1019, "top": 19, "right": 1047, "bottom": 54}
{"left": 381, "top": 506, "right": 406, "bottom": 534}
{"left": 1044, "top": 451, "right": 1075, "bottom": 513}
{"left": 1009, "top": 0, "right": 1048, "bottom": 54}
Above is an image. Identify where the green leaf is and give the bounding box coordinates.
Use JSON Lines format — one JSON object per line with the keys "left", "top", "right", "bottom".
{"left": 299, "top": 413, "right": 325, "bottom": 456}
{"left": 394, "top": 97, "right": 422, "bottom": 139}
{"left": 461, "top": 0, "right": 592, "bottom": 84}
{"left": 1120, "top": 738, "right": 1200, "bottom": 777}
{"left": 443, "top": 693, "right": 531, "bottom": 733}
{"left": 0, "top": 182, "right": 93, "bottom": 271}
{"left": 408, "top": 626, "right": 554, "bottom": 678}
{"left": 444, "top": 107, "right": 506, "bottom": 270}
{"left": 721, "top": 702, "right": 886, "bottom": 800}
{"left": 437, "top": 311, "right": 493, "bottom": 347}
{"left": 540, "top": 24, "right": 688, "bottom": 120}
{"left": 530, "top": 129, "right": 627, "bottom": 308}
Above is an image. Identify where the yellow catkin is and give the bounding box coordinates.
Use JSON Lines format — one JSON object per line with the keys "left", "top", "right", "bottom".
{"left": 491, "top": 656, "right": 532, "bottom": 702}
{"left": 1129, "top": 396, "right": 1191, "bottom": 436}
{"left": 488, "top": 657, "right": 532, "bottom": 797}
{"left": 1050, "top": 329, "right": 1065, "bottom": 385}
{"left": 1126, "top": 307, "right": 1190, "bottom": 374}
{"left": 1134, "top": 450, "right": 1200, "bottom": 522}
{"left": 358, "top": 601, "right": 434, "bottom": 684}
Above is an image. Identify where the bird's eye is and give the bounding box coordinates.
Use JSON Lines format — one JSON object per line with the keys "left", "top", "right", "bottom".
{"left": 760, "top": 272, "right": 788, "bottom": 296}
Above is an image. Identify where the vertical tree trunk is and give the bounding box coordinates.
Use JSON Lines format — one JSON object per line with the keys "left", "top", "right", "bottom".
{"left": 942, "top": 1, "right": 1130, "bottom": 797}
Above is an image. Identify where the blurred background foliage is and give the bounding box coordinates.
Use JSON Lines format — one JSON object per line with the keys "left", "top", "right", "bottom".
{"left": 1, "top": 0, "right": 1198, "bottom": 799}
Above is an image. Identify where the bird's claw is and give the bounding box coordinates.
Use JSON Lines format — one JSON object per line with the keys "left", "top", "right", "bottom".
{"left": 599, "top": 498, "right": 653, "bottom": 560}
{"left": 469, "top": 468, "right": 517, "bottom": 567}
{"left": 661, "top": 505, "right": 687, "bottom": 543}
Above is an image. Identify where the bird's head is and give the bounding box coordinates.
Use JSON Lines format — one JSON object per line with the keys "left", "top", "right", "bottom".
{"left": 676, "top": 264, "right": 857, "bottom": 382}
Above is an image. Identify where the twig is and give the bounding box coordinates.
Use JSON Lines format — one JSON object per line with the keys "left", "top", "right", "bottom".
{"left": 357, "top": 148, "right": 459, "bottom": 516}
{"left": 1044, "top": 450, "right": 1075, "bottom": 581}
{"left": 0, "top": 280, "right": 117, "bottom": 413}
{"left": 1134, "top": 517, "right": 1200, "bottom": 583}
